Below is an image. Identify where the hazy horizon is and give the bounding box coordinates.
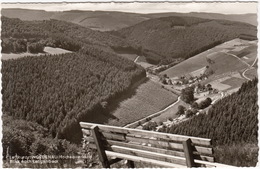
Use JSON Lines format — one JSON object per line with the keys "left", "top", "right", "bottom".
{"left": 1, "top": 2, "right": 257, "bottom": 15}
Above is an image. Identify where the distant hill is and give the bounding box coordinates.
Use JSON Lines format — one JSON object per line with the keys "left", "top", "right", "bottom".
{"left": 1, "top": 16, "right": 138, "bottom": 54}
{"left": 1, "top": 8, "right": 151, "bottom": 31}
{"left": 116, "top": 16, "right": 257, "bottom": 64}
{"left": 148, "top": 12, "right": 257, "bottom": 26}
{"left": 2, "top": 8, "right": 257, "bottom": 32}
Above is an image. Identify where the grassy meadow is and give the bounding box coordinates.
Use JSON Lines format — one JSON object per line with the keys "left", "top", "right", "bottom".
{"left": 1, "top": 46, "right": 72, "bottom": 60}
{"left": 161, "top": 38, "right": 255, "bottom": 78}
{"left": 107, "top": 80, "right": 178, "bottom": 126}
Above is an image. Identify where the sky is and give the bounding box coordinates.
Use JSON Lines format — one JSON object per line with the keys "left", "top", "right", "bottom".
{"left": 1, "top": 1, "right": 258, "bottom": 14}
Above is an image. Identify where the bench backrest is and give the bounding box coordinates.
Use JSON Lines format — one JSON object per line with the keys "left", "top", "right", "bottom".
{"left": 80, "top": 122, "right": 217, "bottom": 168}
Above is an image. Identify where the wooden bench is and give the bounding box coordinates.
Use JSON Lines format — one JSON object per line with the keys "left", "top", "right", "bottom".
{"left": 80, "top": 122, "right": 232, "bottom": 168}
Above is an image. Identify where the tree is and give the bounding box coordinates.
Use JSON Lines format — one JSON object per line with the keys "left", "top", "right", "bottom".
{"left": 199, "top": 97, "right": 212, "bottom": 109}
{"left": 142, "top": 121, "right": 158, "bottom": 131}
{"left": 177, "top": 105, "right": 186, "bottom": 115}
{"left": 191, "top": 102, "right": 199, "bottom": 109}
{"left": 207, "top": 84, "right": 212, "bottom": 90}
{"left": 181, "top": 86, "right": 194, "bottom": 103}
{"left": 185, "top": 109, "right": 194, "bottom": 118}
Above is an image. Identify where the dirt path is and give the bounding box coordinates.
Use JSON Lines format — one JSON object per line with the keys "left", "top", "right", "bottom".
{"left": 221, "top": 51, "right": 257, "bottom": 81}
{"left": 221, "top": 51, "right": 251, "bottom": 67}
{"left": 242, "top": 57, "right": 258, "bottom": 80}
{"left": 124, "top": 96, "right": 181, "bottom": 128}
{"left": 134, "top": 56, "right": 140, "bottom": 63}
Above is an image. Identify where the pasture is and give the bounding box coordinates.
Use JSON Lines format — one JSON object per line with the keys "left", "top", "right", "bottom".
{"left": 208, "top": 52, "right": 248, "bottom": 76}
{"left": 1, "top": 46, "right": 72, "bottom": 60}
{"left": 244, "top": 68, "right": 258, "bottom": 80}
{"left": 117, "top": 53, "right": 138, "bottom": 61}
{"left": 135, "top": 55, "right": 155, "bottom": 68}
{"left": 161, "top": 49, "right": 210, "bottom": 78}
{"left": 205, "top": 73, "right": 245, "bottom": 91}
{"left": 221, "top": 77, "right": 246, "bottom": 91}
{"left": 161, "top": 38, "right": 255, "bottom": 78}
{"left": 107, "top": 80, "right": 178, "bottom": 126}
{"left": 151, "top": 99, "right": 189, "bottom": 124}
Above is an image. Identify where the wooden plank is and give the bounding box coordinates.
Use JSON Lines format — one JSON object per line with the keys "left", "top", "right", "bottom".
{"left": 125, "top": 135, "right": 184, "bottom": 150}
{"left": 110, "top": 145, "right": 187, "bottom": 166}
{"left": 106, "top": 139, "right": 185, "bottom": 157}
{"left": 83, "top": 129, "right": 212, "bottom": 155}
{"left": 105, "top": 151, "right": 187, "bottom": 168}
{"left": 82, "top": 138, "right": 214, "bottom": 162}
{"left": 194, "top": 159, "right": 235, "bottom": 168}
{"left": 183, "top": 139, "right": 196, "bottom": 167}
{"left": 91, "top": 126, "right": 110, "bottom": 168}
{"left": 125, "top": 136, "right": 212, "bottom": 155}
{"left": 194, "top": 154, "right": 214, "bottom": 162}
{"left": 86, "top": 143, "right": 221, "bottom": 167}
{"left": 82, "top": 130, "right": 213, "bottom": 157}
{"left": 80, "top": 122, "right": 211, "bottom": 146}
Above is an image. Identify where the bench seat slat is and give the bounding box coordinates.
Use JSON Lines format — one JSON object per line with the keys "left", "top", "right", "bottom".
{"left": 110, "top": 145, "right": 187, "bottom": 166}
{"left": 105, "top": 151, "right": 187, "bottom": 168}
{"left": 82, "top": 129, "right": 213, "bottom": 156}
{"left": 80, "top": 122, "right": 211, "bottom": 146}
{"left": 106, "top": 139, "right": 186, "bottom": 158}
{"left": 85, "top": 138, "right": 214, "bottom": 162}
{"left": 83, "top": 134, "right": 214, "bottom": 162}
{"left": 194, "top": 159, "right": 235, "bottom": 168}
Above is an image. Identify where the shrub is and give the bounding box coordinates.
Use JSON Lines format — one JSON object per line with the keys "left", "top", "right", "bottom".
{"left": 181, "top": 86, "right": 194, "bottom": 103}
{"left": 185, "top": 109, "right": 195, "bottom": 118}
{"left": 142, "top": 121, "right": 158, "bottom": 131}
{"left": 198, "top": 97, "right": 212, "bottom": 109}
{"left": 176, "top": 105, "right": 186, "bottom": 115}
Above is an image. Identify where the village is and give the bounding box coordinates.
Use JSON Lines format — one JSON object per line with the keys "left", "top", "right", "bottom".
{"left": 131, "top": 64, "right": 222, "bottom": 132}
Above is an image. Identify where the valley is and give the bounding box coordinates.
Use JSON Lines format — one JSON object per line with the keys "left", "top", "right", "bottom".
{"left": 124, "top": 37, "right": 257, "bottom": 137}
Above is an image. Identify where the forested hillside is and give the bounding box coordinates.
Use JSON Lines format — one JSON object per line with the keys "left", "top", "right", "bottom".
{"left": 2, "top": 114, "right": 79, "bottom": 158}
{"left": 2, "top": 17, "right": 146, "bottom": 147}
{"left": 2, "top": 50, "right": 145, "bottom": 143}
{"left": 1, "top": 17, "right": 139, "bottom": 54}
{"left": 160, "top": 79, "right": 258, "bottom": 166}
{"left": 116, "top": 16, "right": 257, "bottom": 64}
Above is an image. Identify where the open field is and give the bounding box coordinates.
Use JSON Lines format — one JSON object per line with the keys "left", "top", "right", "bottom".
{"left": 1, "top": 46, "right": 72, "bottom": 60}
{"left": 204, "top": 73, "right": 245, "bottom": 92}
{"left": 107, "top": 80, "right": 178, "bottom": 126}
{"left": 244, "top": 68, "right": 258, "bottom": 80}
{"left": 135, "top": 56, "right": 155, "bottom": 68}
{"left": 117, "top": 53, "right": 138, "bottom": 61}
{"left": 208, "top": 52, "right": 248, "bottom": 76}
{"left": 151, "top": 99, "right": 189, "bottom": 124}
{"left": 161, "top": 38, "right": 255, "bottom": 78}
{"left": 161, "top": 49, "right": 210, "bottom": 78}
{"left": 221, "top": 77, "right": 247, "bottom": 91}
{"left": 136, "top": 62, "right": 154, "bottom": 69}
